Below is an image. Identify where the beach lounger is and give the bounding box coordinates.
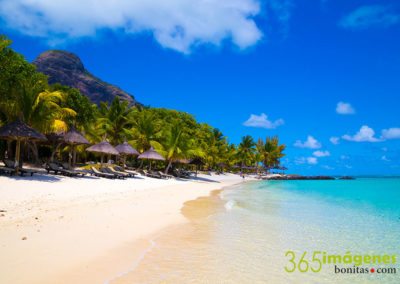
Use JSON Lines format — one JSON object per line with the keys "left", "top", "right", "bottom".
{"left": 101, "top": 167, "right": 126, "bottom": 179}
{"left": 173, "top": 169, "right": 191, "bottom": 178}
{"left": 107, "top": 166, "right": 132, "bottom": 178}
{"left": 4, "top": 159, "right": 37, "bottom": 176}
{"left": 61, "top": 163, "right": 87, "bottom": 177}
{"left": 114, "top": 166, "right": 137, "bottom": 177}
{"left": 157, "top": 171, "right": 173, "bottom": 179}
{"left": 91, "top": 167, "right": 116, "bottom": 179}
{"left": 45, "top": 162, "right": 61, "bottom": 175}
{"left": 143, "top": 170, "right": 162, "bottom": 179}
{"left": 0, "top": 165, "right": 16, "bottom": 176}
{"left": 46, "top": 162, "right": 78, "bottom": 177}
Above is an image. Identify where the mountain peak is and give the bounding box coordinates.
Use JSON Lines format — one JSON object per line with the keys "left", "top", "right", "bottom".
{"left": 33, "top": 50, "right": 138, "bottom": 106}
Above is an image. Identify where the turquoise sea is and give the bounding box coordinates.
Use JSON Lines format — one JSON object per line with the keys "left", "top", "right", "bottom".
{"left": 113, "top": 178, "right": 400, "bottom": 283}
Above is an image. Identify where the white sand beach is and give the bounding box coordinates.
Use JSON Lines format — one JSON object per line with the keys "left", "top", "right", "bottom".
{"left": 0, "top": 172, "right": 247, "bottom": 284}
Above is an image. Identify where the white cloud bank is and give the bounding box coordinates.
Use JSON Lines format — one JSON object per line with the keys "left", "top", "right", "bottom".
{"left": 313, "top": 150, "right": 330, "bottom": 157}
{"left": 339, "top": 5, "right": 400, "bottom": 30}
{"left": 0, "top": 0, "right": 263, "bottom": 53}
{"left": 342, "top": 126, "right": 400, "bottom": 143}
{"left": 295, "top": 157, "right": 318, "bottom": 165}
{"left": 336, "top": 101, "right": 355, "bottom": 115}
{"left": 294, "top": 136, "right": 321, "bottom": 149}
{"left": 381, "top": 128, "right": 400, "bottom": 140}
{"left": 330, "top": 137, "right": 340, "bottom": 145}
{"left": 243, "top": 113, "right": 284, "bottom": 129}
{"left": 342, "top": 125, "right": 381, "bottom": 142}
{"left": 307, "top": 157, "right": 318, "bottom": 165}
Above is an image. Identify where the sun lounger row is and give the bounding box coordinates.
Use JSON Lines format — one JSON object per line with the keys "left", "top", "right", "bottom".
{"left": 136, "top": 169, "right": 173, "bottom": 179}
{"left": 173, "top": 169, "right": 193, "bottom": 178}
{"left": 0, "top": 165, "right": 15, "bottom": 176}
{"left": 89, "top": 166, "right": 138, "bottom": 179}
{"left": 3, "top": 159, "right": 37, "bottom": 176}
{"left": 45, "top": 162, "right": 87, "bottom": 177}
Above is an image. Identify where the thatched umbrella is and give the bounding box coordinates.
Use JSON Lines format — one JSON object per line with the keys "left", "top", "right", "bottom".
{"left": 138, "top": 147, "right": 165, "bottom": 170}
{"left": 64, "top": 127, "right": 89, "bottom": 167}
{"left": 189, "top": 157, "right": 204, "bottom": 177}
{"left": 0, "top": 119, "right": 46, "bottom": 174}
{"left": 217, "top": 162, "right": 227, "bottom": 168}
{"left": 86, "top": 141, "right": 119, "bottom": 166}
{"left": 115, "top": 141, "right": 139, "bottom": 169}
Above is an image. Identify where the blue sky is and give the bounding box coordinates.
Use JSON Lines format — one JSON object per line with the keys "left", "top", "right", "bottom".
{"left": 1, "top": 0, "right": 399, "bottom": 175}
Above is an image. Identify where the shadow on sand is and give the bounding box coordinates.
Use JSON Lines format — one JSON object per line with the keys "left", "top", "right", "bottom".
{"left": 6, "top": 173, "right": 62, "bottom": 183}
{"left": 188, "top": 176, "right": 220, "bottom": 183}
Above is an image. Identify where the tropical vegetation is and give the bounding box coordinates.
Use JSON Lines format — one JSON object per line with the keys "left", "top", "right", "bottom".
{"left": 0, "top": 35, "right": 286, "bottom": 172}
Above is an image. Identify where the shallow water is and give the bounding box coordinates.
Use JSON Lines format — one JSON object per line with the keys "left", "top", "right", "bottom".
{"left": 112, "top": 178, "right": 400, "bottom": 283}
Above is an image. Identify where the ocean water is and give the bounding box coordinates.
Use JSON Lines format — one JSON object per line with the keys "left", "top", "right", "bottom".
{"left": 112, "top": 178, "right": 400, "bottom": 284}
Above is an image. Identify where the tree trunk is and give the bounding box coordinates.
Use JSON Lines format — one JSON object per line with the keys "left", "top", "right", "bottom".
{"left": 51, "top": 143, "right": 62, "bottom": 162}
{"left": 72, "top": 145, "right": 77, "bottom": 167}
{"left": 7, "top": 140, "right": 13, "bottom": 159}
{"left": 165, "top": 160, "right": 173, "bottom": 174}
{"left": 27, "top": 141, "right": 39, "bottom": 165}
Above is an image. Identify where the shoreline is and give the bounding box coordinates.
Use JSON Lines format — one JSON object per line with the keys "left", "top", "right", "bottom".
{"left": 109, "top": 187, "right": 233, "bottom": 284}
{"left": 0, "top": 173, "right": 250, "bottom": 284}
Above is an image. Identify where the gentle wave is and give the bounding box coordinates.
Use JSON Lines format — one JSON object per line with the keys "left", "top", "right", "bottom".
{"left": 224, "top": 199, "right": 237, "bottom": 211}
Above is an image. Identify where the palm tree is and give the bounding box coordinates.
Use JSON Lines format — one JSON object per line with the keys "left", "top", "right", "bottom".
{"left": 129, "top": 109, "right": 163, "bottom": 153}
{"left": 203, "top": 127, "right": 227, "bottom": 169}
{"left": 95, "top": 98, "right": 134, "bottom": 144}
{"left": 237, "top": 135, "right": 256, "bottom": 167}
{"left": 160, "top": 120, "right": 203, "bottom": 173}
{"left": 25, "top": 90, "right": 77, "bottom": 133}
{"left": 261, "top": 136, "right": 286, "bottom": 169}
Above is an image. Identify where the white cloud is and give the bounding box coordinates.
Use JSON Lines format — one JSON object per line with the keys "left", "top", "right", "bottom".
{"left": 330, "top": 137, "right": 340, "bottom": 145}
{"left": 307, "top": 157, "right": 318, "bottom": 165}
{"left": 243, "top": 113, "right": 284, "bottom": 129}
{"left": 294, "top": 157, "right": 318, "bottom": 165}
{"left": 342, "top": 125, "right": 381, "bottom": 142}
{"left": 0, "top": 0, "right": 263, "bottom": 53}
{"left": 336, "top": 101, "right": 355, "bottom": 115}
{"left": 339, "top": 5, "right": 400, "bottom": 30}
{"left": 294, "top": 135, "right": 322, "bottom": 149}
{"left": 381, "top": 128, "right": 400, "bottom": 140}
{"left": 294, "top": 157, "right": 306, "bottom": 165}
{"left": 340, "top": 155, "right": 349, "bottom": 160}
{"left": 313, "top": 150, "right": 330, "bottom": 157}
{"left": 381, "top": 155, "right": 390, "bottom": 162}
{"left": 322, "top": 165, "right": 334, "bottom": 170}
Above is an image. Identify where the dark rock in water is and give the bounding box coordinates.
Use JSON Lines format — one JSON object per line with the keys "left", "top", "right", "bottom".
{"left": 267, "top": 175, "right": 336, "bottom": 180}
{"left": 33, "top": 50, "right": 139, "bottom": 106}
{"left": 339, "top": 176, "right": 355, "bottom": 180}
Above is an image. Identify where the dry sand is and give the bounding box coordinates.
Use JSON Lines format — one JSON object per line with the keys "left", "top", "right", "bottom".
{"left": 0, "top": 172, "right": 246, "bottom": 284}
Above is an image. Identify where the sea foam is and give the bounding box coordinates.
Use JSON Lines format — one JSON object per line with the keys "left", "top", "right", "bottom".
{"left": 224, "top": 199, "right": 237, "bottom": 211}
